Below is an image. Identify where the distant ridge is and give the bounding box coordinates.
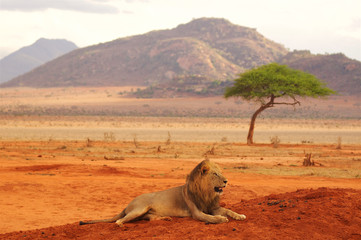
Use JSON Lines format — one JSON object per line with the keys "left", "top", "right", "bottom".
{"left": 0, "top": 38, "right": 78, "bottom": 84}
{"left": 280, "top": 50, "right": 361, "bottom": 95}
{"left": 1, "top": 18, "right": 360, "bottom": 96}
{"left": 1, "top": 18, "right": 287, "bottom": 88}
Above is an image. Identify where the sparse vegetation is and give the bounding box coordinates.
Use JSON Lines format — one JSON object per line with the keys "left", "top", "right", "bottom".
{"left": 270, "top": 136, "right": 281, "bottom": 148}
{"left": 221, "top": 137, "right": 228, "bottom": 142}
{"left": 166, "top": 131, "right": 171, "bottom": 145}
{"left": 336, "top": 137, "right": 342, "bottom": 149}
{"left": 225, "top": 63, "right": 336, "bottom": 144}
{"left": 204, "top": 145, "right": 215, "bottom": 157}
{"left": 131, "top": 76, "right": 234, "bottom": 98}
{"left": 1, "top": 122, "right": 361, "bottom": 238}
{"left": 85, "top": 138, "right": 92, "bottom": 147}
{"left": 0, "top": 87, "right": 359, "bottom": 119}
{"left": 133, "top": 134, "right": 139, "bottom": 148}
{"left": 104, "top": 132, "right": 116, "bottom": 142}
{"left": 303, "top": 153, "right": 314, "bottom": 166}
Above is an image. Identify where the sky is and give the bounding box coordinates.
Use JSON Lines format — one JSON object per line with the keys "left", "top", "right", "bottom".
{"left": 1, "top": 0, "right": 360, "bottom": 61}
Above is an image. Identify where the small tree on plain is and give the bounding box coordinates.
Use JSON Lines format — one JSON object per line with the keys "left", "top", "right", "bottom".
{"left": 224, "top": 63, "right": 336, "bottom": 145}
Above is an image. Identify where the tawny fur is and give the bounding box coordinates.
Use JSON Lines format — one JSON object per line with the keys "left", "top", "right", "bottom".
{"left": 79, "top": 160, "right": 246, "bottom": 226}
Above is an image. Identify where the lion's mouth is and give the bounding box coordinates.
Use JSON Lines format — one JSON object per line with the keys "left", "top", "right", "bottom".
{"left": 214, "top": 187, "right": 224, "bottom": 193}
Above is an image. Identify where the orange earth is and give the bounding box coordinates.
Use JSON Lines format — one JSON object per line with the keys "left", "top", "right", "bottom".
{"left": 0, "top": 140, "right": 360, "bottom": 240}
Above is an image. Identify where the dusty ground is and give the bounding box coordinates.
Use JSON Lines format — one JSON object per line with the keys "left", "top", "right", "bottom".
{"left": 0, "top": 140, "right": 360, "bottom": 239}
{"left": 1, "top": 87, "right": 360, "bottom": 118}
{"left": 0, "top": 87, "right": 360, "bottom": 239}
{"left": 1, "top": 115, "right": 361, "bottom": 144}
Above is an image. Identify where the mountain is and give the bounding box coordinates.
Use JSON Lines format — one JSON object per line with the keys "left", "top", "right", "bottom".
{"left": 1, "top": 18, "right": 287, "bottom": 88}
{"left": 280, "top": 50, "right": 361, "bottom": 95}
{"left": 1, "top": 18, "right": 359, "bottom": 96}
{"left": 0, "top": 38, "right": 78, "bottom": 84}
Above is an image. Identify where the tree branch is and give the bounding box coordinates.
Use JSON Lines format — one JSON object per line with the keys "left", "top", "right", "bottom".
{"left": 272, "top": 101, "right": 300, "bottom": 106}
{"left": 271, "top": 96, "right": 301, "bottom": 106}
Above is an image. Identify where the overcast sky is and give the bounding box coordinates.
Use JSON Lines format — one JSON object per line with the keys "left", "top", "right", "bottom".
{"left": 1, "top": 0, "right": 360, "bottom": 61}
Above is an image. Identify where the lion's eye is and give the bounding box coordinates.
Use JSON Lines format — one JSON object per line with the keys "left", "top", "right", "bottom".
{"left": 213, "top": 173, "right": 218, "bottom": 177}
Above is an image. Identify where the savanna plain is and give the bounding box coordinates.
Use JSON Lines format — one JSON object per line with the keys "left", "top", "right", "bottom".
{"left": 0, "top": 87, "right": 360, "bottom": 239}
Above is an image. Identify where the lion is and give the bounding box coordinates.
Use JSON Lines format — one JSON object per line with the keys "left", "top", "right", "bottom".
{"left": 79, "top": 160, "right": 246, "bottom": 227}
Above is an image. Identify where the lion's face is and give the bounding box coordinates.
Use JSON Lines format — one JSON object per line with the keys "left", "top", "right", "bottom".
{"left": 201, "top": 161, "right": 228, "bottom": 196}
{"left": 187, "top": 160, "right": 228, "bottom": 200}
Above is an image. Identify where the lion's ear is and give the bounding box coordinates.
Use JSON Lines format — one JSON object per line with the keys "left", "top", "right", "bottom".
{"left": 201, "top": 164, "right": 210, "bottom": 175}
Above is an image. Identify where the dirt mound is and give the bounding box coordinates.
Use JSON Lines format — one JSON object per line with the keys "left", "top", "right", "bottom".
{"left": 95, "top": 165, "right": 131, "bottom": 176}
{"left": 14, "top": 164, "right": 68, "bottom": 172}
{"left": 1, "top": 188, "right": 360, "bottom": 240}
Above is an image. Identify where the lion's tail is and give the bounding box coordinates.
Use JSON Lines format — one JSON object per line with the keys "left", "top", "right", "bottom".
{"left": 79, "top": 209, "right": 126, "bottom": 225}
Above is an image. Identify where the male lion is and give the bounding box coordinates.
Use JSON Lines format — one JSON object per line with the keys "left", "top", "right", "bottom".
{"left": 79, "top": 160, "right": 246, "bottom": 226}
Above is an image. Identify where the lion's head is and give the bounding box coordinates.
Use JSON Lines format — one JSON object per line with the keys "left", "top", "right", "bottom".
{"left": 186, "top": 160, "right": 228, "bottom": 213}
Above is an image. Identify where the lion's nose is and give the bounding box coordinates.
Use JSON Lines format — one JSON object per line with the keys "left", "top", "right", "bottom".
{"left": 224, "top": 180, "right": 228, "bottom": 184}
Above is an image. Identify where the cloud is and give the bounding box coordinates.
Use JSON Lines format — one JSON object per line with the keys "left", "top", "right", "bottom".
{"left": 125, "top": 0, "right": 149, "bottom": 3}
{"left": 348, "top": 18, "right": 361, "bottom": 32}
{"left": 0, "top": 0, "right": 119, "bottom": 14}
{"left": 122, "top": 10, "right": 134, "bottom": 14}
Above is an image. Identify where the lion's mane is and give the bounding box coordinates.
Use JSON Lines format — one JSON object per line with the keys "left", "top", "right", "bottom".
{"left": 186, "top": 160, "right": 221, "bottom": 214}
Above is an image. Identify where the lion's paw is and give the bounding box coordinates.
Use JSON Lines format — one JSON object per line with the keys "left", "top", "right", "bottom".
{"left": 160, "top": 216, "right": 172, "bottom": 221}
{"left": 234, "top": 214, "right": 246, "bottom": 221}
{"left": 214, "top": 215, "right": 229, "bottom": 223}
{"left": 115, "top": 219, "right": 124, "bottom": 227}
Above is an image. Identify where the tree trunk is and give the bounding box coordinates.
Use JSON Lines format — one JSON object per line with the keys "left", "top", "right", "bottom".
{"left": 247, "top": 96, "right": 275, "bottom": 145}
{"left": 247, "top": 105, "right": 267, "bottom": 145}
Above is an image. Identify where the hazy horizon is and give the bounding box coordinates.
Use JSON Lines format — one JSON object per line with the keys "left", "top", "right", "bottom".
{"left": 0, "top": 0, "right": 360, "bottom": 61}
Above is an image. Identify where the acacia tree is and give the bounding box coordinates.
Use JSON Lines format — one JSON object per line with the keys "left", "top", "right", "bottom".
{"left": 224, "top": 63, "right": 336, "bottom": 145}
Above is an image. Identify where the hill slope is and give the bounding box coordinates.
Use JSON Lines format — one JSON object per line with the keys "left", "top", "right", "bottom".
{"left": 1, "top": 18, "right": 287, "bottom": 88}
{"left": 1, "top": 18, "right": 359, "bottom": 96}
{"left": 280, "top": 50, "right": 361, "bottom": 95}
{"left": 0, "top": 38, "right": 78, "bottom": 84}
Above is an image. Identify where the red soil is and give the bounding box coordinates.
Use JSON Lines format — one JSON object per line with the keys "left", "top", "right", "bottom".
{"left": 1, "top": 188, "right": 360, "bottom": 240}
{"left": 0, "top": 141, "right": 360, "bottom": 239}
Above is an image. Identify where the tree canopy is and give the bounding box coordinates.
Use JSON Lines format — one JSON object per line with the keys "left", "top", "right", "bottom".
{"left": 224, "top": 63, "right": 336, "bottom": 144}
{"left": 225, "top": 63, "right": 335, "bottom": 103}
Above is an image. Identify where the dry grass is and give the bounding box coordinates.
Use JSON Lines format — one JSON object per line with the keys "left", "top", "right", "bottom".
{"left": 1, "top": 139, "right": 359, "bottom": 179}
{"left": 0, "top": 87, "right": 360, "bottom": 178}
{"left": 0, "top": 114, "right": 361, "bottom": 144}
{"left": 1, "top": 87, "right": 361, "bottom": 118}
{"left": 229, "top": 165, "right": 361, "bottom": 179}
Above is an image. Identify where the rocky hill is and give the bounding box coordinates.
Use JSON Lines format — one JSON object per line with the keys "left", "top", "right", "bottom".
{"left": 0, "top": 38, "right": 77, "bottom": 84}
{"left": 280, "top": 50, "right": 361, "bottom": 95}
{"left": 135, "top": 50, "right": 361, "bottom": 98}
{"left": 1, "top": 18, "right": 360, "bottom": 96}
{"left": 1, "top": 18, "right": 287, "bottom": 88}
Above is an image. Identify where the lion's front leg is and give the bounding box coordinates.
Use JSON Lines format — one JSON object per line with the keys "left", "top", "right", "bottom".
{"left": 186, "top": 198, "right": 228, "bottom": 223}
{"left": 212, "top": 207, "right": 246, "bottom": 221}
{"left": 183, "top": 187, "right": 228, "bottom": 224}
{"left": 193, "top": 211, "right": 229, "bottom": 224}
